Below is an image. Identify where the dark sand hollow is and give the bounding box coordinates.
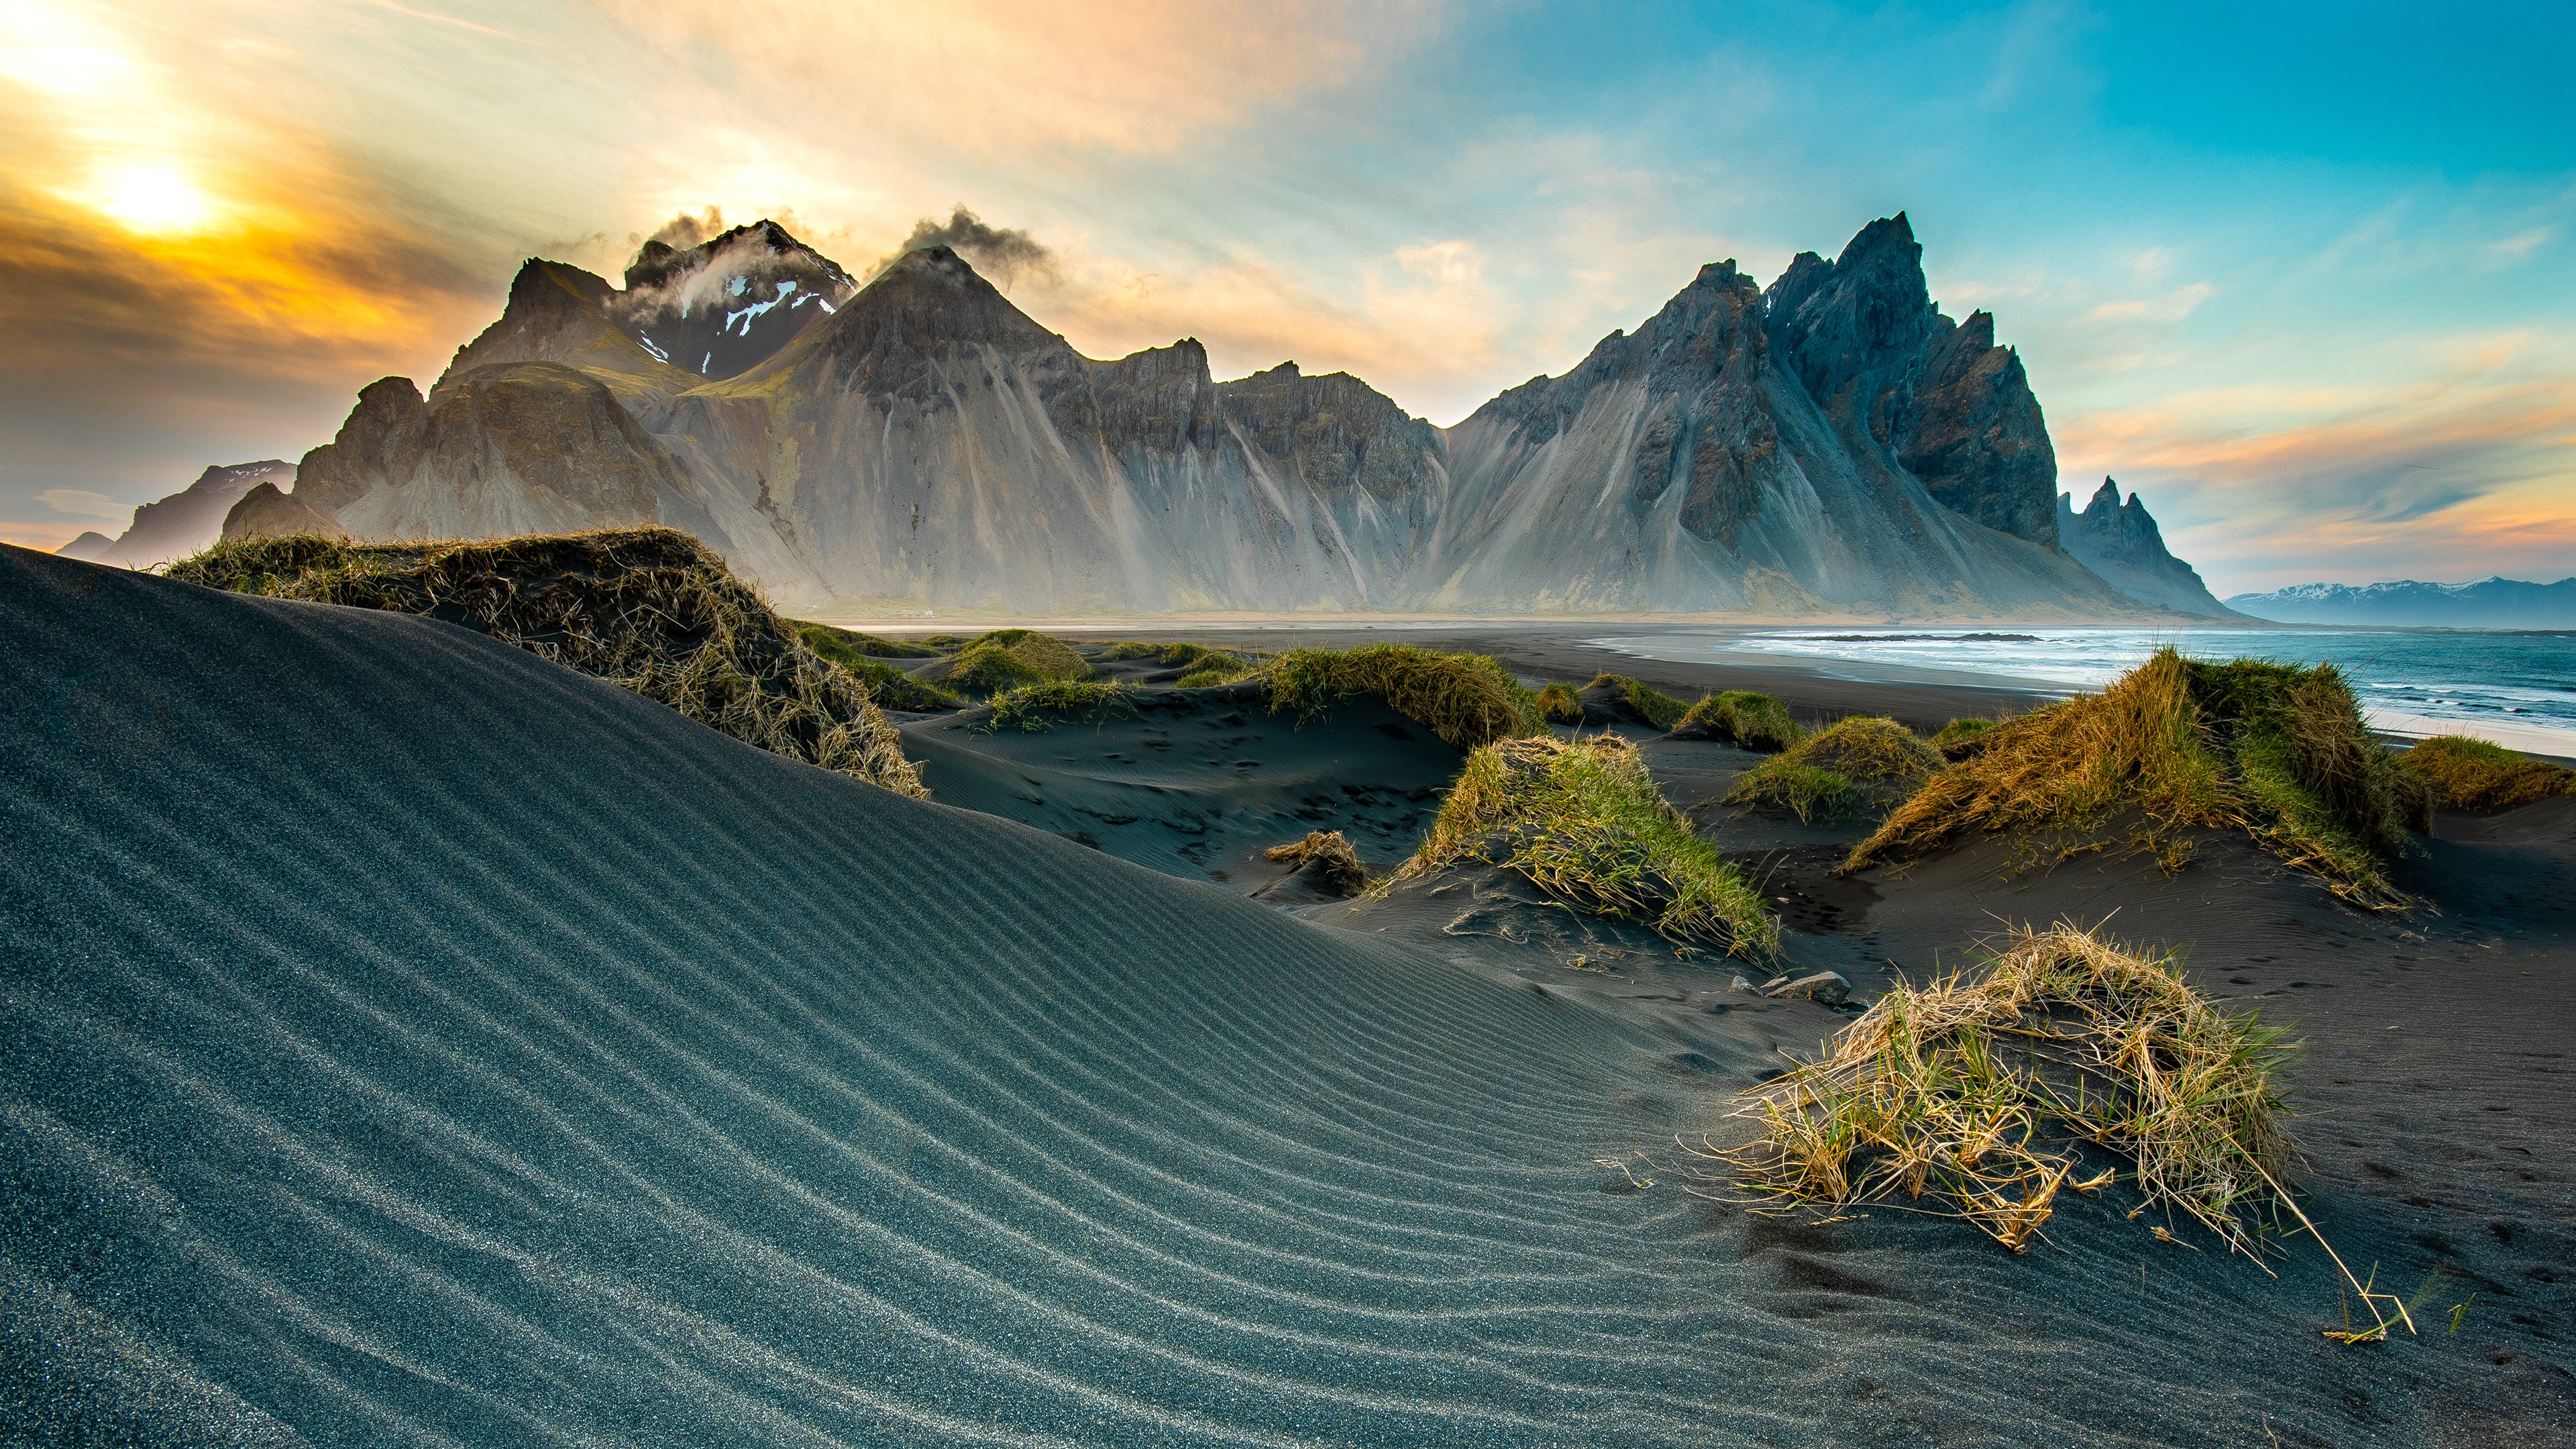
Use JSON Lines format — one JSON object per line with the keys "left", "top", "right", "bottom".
{"left": 5, "top": 549, "right": 2571, "bottom": 1446}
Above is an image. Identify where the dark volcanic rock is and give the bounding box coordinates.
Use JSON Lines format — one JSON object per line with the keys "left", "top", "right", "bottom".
{"left": 612, "top": 219, "right": 857, "bottom": 382}
{"left": 2057, "top": 478, "right": 2232, "bottom": 616}
{"left": 1216, "top": 361, "right": 1444, "bottom": 502}
{"left": 1765, "top": 214, "right": 2057, "bottom": 545}
{"left": 292, "top": 377, "right": 429, "bottom": 515}
{"left": 1904, "top": 310, "right": 2058, "bottom": 545}
{"left": 222, "top": 482, "right": 347, "bottom": 542}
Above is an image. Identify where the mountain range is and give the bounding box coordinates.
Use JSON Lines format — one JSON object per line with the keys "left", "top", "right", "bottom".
{"left": 2229, "top": 577, "right": 2576, "bottom": 629}
{"left": 56, "top": 460, "right": 294, "bottom": 570}
{"left": 129, "top": 215, "right": 2222, "bottom": 618}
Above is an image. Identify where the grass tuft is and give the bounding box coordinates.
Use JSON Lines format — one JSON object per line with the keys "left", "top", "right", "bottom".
{"left": 932, "top": 629, "right": 1092, "bottom": 697}
{"left": 1672, "top": 690, "right": 1803, "bottom": 752}
{"left": 1263, "top": 830, "right": 1367, "bottom": 895}
{"left": 1933, "top": 716, "right": 1999, "bottom": 760}
{"left": 1712, "top": 923, "right": 2293, "bottom": 1256}
{"left": 1582, "top": 673, "right": 1690, "bottom": 729}
{"left": 2400, "top": 735, "right": 2575, "bottom": 811}
{"left": 794, "top": 623, "right": 961, "bottom": 710}
{"left": 981, "top": 679, "right": 1136, "bottom": 733}
{"left": 166, "top": 528, "right": 924, "bottom": 796}
{"left": 1535, "top": 682, "right": 1584, "bottom": 725}
{"left": 1727, "top": 716, "right": 1941, "bottom": 822}
{"left": 1256, "top": 645, "right": 1546, "bottom": 751}
{"left": 1395, "top": 735, "right": 1778, "bottom": 957}
{"left": 1848, "top": 648, "right": 2428, "bottom": 908}
{"left": 791, "top": 622, "right": 943, "bottom": 659}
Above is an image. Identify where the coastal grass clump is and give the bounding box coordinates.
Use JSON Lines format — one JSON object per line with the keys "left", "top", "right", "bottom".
{"left": 1393, "top": 735, "right": 1779, "bottom": 957}
{"left": 1099, "top": 639, "right": 1261, "bottom": 686}
{"left": 1264, "top": 830, "right": 1367, "bottom": 895}
{"left": 1672, "top": 690, "right": 1803, "bottom": 752}
{"left": 1933, "top": 716, "right": 1999, "bottom": 760}
{"left": 1726, "top": 716, "right": 1943, "bottom": 823}
{"left": 1536, "top": 682, "right": 1584, "bottom": 726}
{"left": 982, "top": 679, "right": 1136, "bottom": 732}
{"left": 1258, "top": 644, "right": 1547, "bottom": 751}
{"left": 1585, "top": 674, "right": 1691, "bottom": 730}
{"left": 794, "top": 623, "right": 961, "bottom": 710}
{"left": 791, "top": 621, "right": 943, "bottom": 659}
{"left": 2402, "top": 735, "right": 2576, "bottom": 811}
{"left": 166, "top": 528, "right": 925, "bottom": 796}
{"left": 934, "top": 629, "right": 1093, "bottom": 697}
{"left": 1848, "top": 649, "right": 2430, "bottom": 908}
{"left": 1714, "top": 924, "right": 2294, "bottom": 1256}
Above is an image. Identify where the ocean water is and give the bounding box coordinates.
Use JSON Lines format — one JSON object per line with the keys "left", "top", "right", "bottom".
{"left": 1587, "top": 627, "right": 2576, "bottom": 757}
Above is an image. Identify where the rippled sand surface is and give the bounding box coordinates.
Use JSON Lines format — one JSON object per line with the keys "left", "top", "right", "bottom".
{"left": 5, "top": 547, "right": 2569, "bottom": 1446}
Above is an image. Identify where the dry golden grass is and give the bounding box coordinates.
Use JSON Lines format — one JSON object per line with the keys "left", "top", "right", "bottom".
{"left": 1848, "top": 649, "right": 2428, "bottom": 908}
{"left": 1258, "top": 645, "right": 1546, "bottom": 751}
{"left": 2402, "top": 735, "right": 2576, "bottom": 811}
{"left": 1264, "top": 830, "right": 1367, "bottom": 895}
{"left": 166, "top": 529, "right": 924, "bottom": 796}
{"left": 1394, "top": 735, "right": 1778, "bottom": 957}
{"left": 1711, "top": 924, "right": 2292, "bottom": 1253}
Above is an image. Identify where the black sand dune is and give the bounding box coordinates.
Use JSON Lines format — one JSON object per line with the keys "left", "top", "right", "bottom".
{"left": 898, "top": 688, "right": 1462, "bottom": 889}
{"left": 6, "top": 548, "right": 2572, "bottom": 1445}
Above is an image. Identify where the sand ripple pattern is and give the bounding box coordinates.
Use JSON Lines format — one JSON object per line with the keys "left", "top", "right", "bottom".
{"left": 0, "top": 549, "right": 2495, "bottom": 1446}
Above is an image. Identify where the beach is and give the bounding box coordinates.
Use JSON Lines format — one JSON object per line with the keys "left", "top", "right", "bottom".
{"left": 7, "top": 549, "right": 2572, "bottom": 1446}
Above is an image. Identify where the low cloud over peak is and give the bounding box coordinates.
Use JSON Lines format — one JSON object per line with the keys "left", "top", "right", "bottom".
{"left": 875, "top": 205, "right": 1058, "bottom": 290}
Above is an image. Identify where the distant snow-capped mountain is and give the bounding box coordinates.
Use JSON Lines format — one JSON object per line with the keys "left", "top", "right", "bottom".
{"left": 2227, "top": 577, "right": 2576, "bottom": 628}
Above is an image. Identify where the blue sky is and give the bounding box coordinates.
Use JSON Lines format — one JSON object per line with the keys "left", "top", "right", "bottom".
{"left": 2, "top": 0, "right": 2568, "bottom": 591}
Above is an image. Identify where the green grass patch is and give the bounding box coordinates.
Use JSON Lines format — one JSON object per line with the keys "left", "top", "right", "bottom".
{"left": 1849, "top": 648, "right": 2429, "bottom": 908}
{"left": 166, "top": 528, "right": 925, "bottom": 797}
{"left": 1395, "top": 735, "right": 1779, "bottom": 958}
{"left": 981, "top": 679, "right": 1136, "bottom": 732}
{"left": 1672, "top": 690, "right": 1803, "bottom": 751}
{"left": 1256, "top": 644, "right": 1546, "bottom": 751}
{"left": 1535, "top": 682, "right": 1583, "bottom": 725}
{"left": 1725, "top": 716, "right": 1941, "bottom": 822}
{"left": 1581, "top": 673, "right": 1690, "bottom": 729}
{"left": 1933, "top": 716, "right": 1998, "bottom": 759}
{"left": 932, "top": 628, "right": 1093, "bottom": 696}
{"left": 791, "top": 621, "right": 943, "bottom": 658}
{"left": 2401, "top": 735, "right": 2575, "bottom": 811}
{"left": 794, "top": 624, "right": 960, "bottom": 710}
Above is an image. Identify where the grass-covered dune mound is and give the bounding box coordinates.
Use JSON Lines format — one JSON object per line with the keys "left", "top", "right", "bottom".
{"left": 1259, "top": 644, "right": 1546, "bottom": 751}
{"left": 1669, "top": 690, "right": 1803, "bottom": 751}
{"left": 2402, "top": 735, "right": 2576, "bottom": 811}
{"left": 1932, "top": 716, "right": 1998, "bottom": 759}
{"left": 1534, "top": 682, "right": 1584, "bottom": 725}
{"left": 918, "top": 628, "right": 1091, "bottom": 696}
{"left": 1716, "top": 924, "right": 2296, "bottom": 1258}
{"left": 1849, "top": 648, "right": 2428, "bottom": 908}
{"left": 166, "top": 528, "right": 924, "bottom": 796}
{"left": 793, "top": 622, "right": 961, "bottom": 711}
{"left": 1725, "top": 716, "right": 1943, "bottom": 823}
{"left": 1574, "top": 673, "right": 1690, "bottom": 729}
{"left": 980, "top": 679, "right": 1136, "bottom": 732}
{"left": 1393, "top": 735, "right": 1779, "bottom": 958}
{"left": 1099, "top": 639, "right": 1261, "bottom": 686}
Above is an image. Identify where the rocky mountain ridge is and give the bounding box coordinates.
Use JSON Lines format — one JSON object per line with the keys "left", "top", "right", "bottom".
{"left": 222, "top": 215, "right": 2199, "bottom": 618}
{"left": 2055, "top": 478, "right": 2234, "bottom": 617}
{"left": 58, "top": 460, "right": 294, "bottom": 569}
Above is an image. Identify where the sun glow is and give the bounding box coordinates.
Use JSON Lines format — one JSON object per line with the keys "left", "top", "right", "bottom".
{"left": 89, "top": 164, "right": 217, "bottom": 235}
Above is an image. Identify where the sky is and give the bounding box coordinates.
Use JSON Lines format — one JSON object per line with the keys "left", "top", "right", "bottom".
{"left": 1, "top": 0, "right": 2569, "bottom": 594}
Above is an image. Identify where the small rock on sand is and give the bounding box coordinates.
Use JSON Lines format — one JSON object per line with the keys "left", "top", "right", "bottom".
{"left": 1764, "top": 971, "right": 1852, "bottom": 1005}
